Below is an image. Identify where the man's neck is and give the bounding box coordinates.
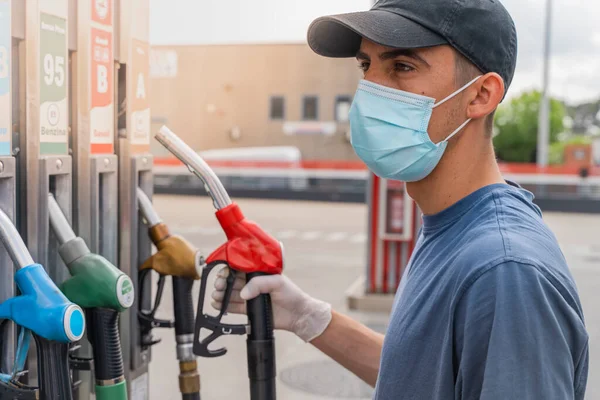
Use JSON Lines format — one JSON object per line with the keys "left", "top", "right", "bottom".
{"left": 406, "top": 140, "right": 505, "bottom": 216}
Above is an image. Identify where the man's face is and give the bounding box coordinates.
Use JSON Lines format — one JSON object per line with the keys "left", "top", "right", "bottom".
{"left": 356, "top": 38, "right": 469, "bottom": 145}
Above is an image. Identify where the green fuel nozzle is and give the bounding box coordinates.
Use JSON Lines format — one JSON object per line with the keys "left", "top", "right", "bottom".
{"left": 58, "top": 237, "right": 134, "bottom": 312}
{"left": 48, "top": 194, "right": 131, "bottom": 400}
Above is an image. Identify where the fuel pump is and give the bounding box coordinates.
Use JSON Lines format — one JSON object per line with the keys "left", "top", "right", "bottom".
{"left": 47, "top": 193, "right": 133, "bottom": 400}
{"left": 137, "top": 188, "right": 202, "bottom": 400}
{"left": 70, "top": 0, "right": 123, "bottom": 397}
{"left": 115, "top": 1, "right": 153, "bottom": 396}
{"left": 16, "top": 0, "right": 89, "bottom": 392}
{"left": 155, "top": 126, "right": 283, "bottom": 400}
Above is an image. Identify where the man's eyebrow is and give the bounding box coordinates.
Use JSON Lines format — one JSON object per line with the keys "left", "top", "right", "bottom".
{"left": 356, "top": 51, "right": 370, "bottom": 61}
{"left": 356, "top": 49, "right": 430, "bottom": 67}
{"left": 381, "top": 49, "right": 430, "bottom": 67}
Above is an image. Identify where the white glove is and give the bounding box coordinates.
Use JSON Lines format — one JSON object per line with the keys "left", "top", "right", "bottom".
{"left": 211, "top": 267, "right": 332, "bottom": 343}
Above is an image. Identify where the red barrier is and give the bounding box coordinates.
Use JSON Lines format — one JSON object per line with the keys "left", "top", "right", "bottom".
{"left": 154, "top": 157, "right": 599, "bottom": 176}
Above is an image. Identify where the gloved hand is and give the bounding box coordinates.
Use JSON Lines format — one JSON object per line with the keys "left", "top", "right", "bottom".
{"left": 211, "top": 267, "right": 332, "bottom": 342}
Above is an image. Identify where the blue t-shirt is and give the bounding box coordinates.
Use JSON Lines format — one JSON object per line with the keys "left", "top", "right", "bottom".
{"left": 374, "top": 182, "right": 589, "bottom": 400}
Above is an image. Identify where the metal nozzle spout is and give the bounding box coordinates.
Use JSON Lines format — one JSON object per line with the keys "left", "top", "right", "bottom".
{"left": 48, "top": 194, "right": 77, "bottom": 245}
{"left": 0, "top": 209, "right": 34, "bottom": 268}
{"left": 136, "top": 188, "right": 162, "bottom": 227}
{"left": 155, "top": 125, "right": 231, "bottom": 210}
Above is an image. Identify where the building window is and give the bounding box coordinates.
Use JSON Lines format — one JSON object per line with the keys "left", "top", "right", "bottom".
{"left": 270, "top": 96, "right": 285, "bottom": 120}
{"left": 303, "top": 96, "right": 319, "bottom": 120}
{"left": 335, "top": 96, "right": 352, "bottom": 122}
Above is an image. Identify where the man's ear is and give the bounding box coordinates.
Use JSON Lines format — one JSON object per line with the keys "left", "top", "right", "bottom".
{"left": 467, "top": 73, "right": 504, "bottom": 121}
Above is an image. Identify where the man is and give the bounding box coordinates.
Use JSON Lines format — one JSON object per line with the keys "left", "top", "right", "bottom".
{"left": 211, "top": 0, "right": 589, "bottom": 398}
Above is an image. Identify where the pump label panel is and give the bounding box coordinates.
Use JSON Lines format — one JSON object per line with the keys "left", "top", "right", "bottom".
{"left": 39, "top": 13, "right": 68, "bottom": 155}
{"left": 90, "top": 27, "right": 114, "bottom": 154}
{"left": 0, "top": 1, "right": 10, "bottom": 156}
{"left": 116, "top": 275, "right": 134, "bottom": 308}
{"left": 130, "top": 40, "right": 150, "bottom": 152}
{"left": 92, "top": 0, "right": 112, "bottom": 26}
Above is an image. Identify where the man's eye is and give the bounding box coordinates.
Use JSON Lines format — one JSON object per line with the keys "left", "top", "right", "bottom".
{"left": 357, "top": 61, "right": 370, "bottom": 72}
{"left": 394, "top": 62, "right": 414, "bottom": 72}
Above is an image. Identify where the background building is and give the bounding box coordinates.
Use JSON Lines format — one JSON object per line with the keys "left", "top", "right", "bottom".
{"left": 149, "top": 43, "right": 363, "bottom": 161}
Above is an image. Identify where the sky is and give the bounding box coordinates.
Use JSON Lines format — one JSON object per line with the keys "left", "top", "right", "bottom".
{"left": 149, "top": 0, "right": 600, "bottom": 106}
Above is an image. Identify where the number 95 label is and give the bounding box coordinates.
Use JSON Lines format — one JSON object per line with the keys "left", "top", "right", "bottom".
{"left": 39, "top": 12, "right": 68, "bottom": 154}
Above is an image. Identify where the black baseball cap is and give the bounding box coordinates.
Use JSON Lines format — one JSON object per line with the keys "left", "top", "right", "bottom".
{"left": 307, "top": 0, "right": 518, "bottom": 95}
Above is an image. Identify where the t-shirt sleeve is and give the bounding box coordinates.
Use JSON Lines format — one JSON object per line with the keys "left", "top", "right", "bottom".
{"left": 453, "top": 261, "right": 589, "bottom": 400}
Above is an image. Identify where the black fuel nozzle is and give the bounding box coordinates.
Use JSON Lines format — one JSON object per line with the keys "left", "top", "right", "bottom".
{"left": 137, "top": 268, "right": 175, "bottom": 348}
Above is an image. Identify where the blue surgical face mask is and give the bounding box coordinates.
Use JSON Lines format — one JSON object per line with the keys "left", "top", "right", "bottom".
{"left": 348, "top": 76, "right": 481, "bottom": 182}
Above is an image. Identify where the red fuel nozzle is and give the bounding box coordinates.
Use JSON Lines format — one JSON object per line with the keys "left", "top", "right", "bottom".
{"left": 205, "top": 203, "right": 283, "bottom": 275}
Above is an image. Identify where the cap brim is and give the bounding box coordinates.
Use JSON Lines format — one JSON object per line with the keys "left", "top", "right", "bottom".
{"left": 307, "top": 9, "right": 447, "bottom": 58}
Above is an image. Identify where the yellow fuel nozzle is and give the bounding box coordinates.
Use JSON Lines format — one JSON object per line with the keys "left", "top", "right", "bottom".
{"left": 140, "top": 223, "right": 201, "bottom": 280}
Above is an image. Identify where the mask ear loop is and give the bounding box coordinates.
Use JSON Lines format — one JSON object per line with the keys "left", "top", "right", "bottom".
{"left": 443, "top": 118, "right": 473, "bottom": 142}
{"left": 432, "top": 75, "right": 482, "bottom": 109}
{"left": 433, "top": 75, "right": 482, "bottom": 143}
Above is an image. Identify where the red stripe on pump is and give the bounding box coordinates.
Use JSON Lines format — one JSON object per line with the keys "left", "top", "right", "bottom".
{"left": 383, "top": 241, "right": 389, "bottom": 293}
{"left": 370, "top": 176, "right": 380, "bottom": 293}
{"left": 395, "top": 242, "right": 402, "bottom": 290}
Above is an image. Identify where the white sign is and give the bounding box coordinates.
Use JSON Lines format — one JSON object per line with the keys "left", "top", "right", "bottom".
{"left": 283, "top": 121, "right": 337, "bottom": 136}
{"left": 336, "top": 100, "right": 351, "bottom": 123}
{"left": 150, "top": 49, "right": 178, "bottom": 78}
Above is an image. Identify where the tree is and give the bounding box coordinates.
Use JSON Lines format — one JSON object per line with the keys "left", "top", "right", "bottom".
{"left": 493, "top": 90, "right": 566, "bottom": 163}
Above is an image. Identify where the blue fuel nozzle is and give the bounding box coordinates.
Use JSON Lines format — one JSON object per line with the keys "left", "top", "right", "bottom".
{"left": 0, "top": 264, "right": 85, "bottom": 343}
